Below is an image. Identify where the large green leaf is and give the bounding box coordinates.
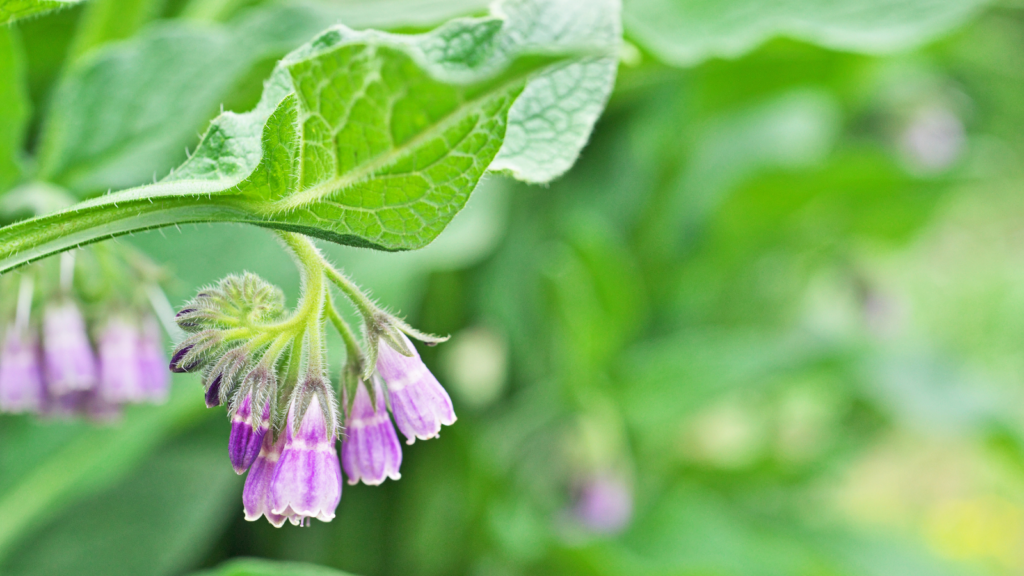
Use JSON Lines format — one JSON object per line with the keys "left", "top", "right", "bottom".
{"left": 37, "top": 4, "right": 344, "bottom": 194}
{"left": 624, "top": 0, "right": 990, "bottom": 67}
{"left": 0, "top": 26, "right": 29, "bottom": 193}
{"left": 0, "top": 0, "right": 82, "bottom": 24}
{"left": 0, "top": 0, "right": 620, "bottom": 272}
{"left": 193, "top": 559, "right": 358, "bottom": 576}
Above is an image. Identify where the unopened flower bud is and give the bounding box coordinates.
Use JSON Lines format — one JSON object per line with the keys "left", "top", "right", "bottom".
{"left": 42, "top": 301, "right": 97, "bottom": 395}
{"left": 342, "top": 377, "right": 402, "bottom": 486}
{"left": 169, "top": 330, "right": 221, "bottom": 373}
{"left": 376, "top": 332, "right": 456, "bottom": 444}
{"left": 202, "top": 347, "right": 249, "bottom": 408}
{"left": 0, "top": 325, "right": 44, "bottom": 413}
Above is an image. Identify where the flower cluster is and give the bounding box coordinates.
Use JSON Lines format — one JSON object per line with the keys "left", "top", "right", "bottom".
{"left": 0, "top": 252, "right": 170, "bottom": 420}
{"left": 170, "top": 235, "right": 456, "bottom": 528}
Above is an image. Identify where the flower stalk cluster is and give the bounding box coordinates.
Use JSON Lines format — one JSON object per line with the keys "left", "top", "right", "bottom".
{"left": 0, "top": 246, "right": 170, "bottom": 420}
{"left": 171, "top": 232, "right": 456, "bottom": 527}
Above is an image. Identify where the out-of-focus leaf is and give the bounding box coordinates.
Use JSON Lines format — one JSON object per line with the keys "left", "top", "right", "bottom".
{"left": 0, "top": 26, "right": 29, "bottom": 193}
{"left": 0, "top": 420, "right": 238, "bottom": 576}
{"left": 656, "top": 89, "right": 841, "bottom": 250}
{"left": 66, "top": 0, "right": 164, "bottom": 61}
{"left": 616, "top": 330, "right": 830, "bottom": 445}
{"left": 0, "top": 0, "right": 621, "bottom": 273}
{"left": 624, "top": 0, "right": 990, "bottom": 67}
{"left": 193, "top": 558, "right": 358, "bottom": 576}
{"left": 0, "top": 380, "right": 209, "bottom": 562}
{"left": 0, "top": 0, "right": 81, "bottom": 24}
{"left": 489, "top": 0, "right": 622, "bottom": 183}
{"left": 38, "top": 4, "right": 341, "bottom": 194}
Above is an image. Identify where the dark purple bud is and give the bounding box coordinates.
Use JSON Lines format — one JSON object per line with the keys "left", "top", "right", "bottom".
{"left": 0, "top": 325, "right": 44, "bottom": 414}
{"left": 229, "top": 392, "right": 271, "bottom": 474}
{"left": 169, "top": 344, "right": 193, "bottom": 373}
{"left": 205, "top": 374, "right": 222, "bottom": 408}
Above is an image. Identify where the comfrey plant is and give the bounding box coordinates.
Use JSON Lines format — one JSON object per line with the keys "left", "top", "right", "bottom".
{"left": 0, "top": 0, "right": 621, "bottom": 526}
{"left": 170, "top": 233, "right": 457, "bottom": 526}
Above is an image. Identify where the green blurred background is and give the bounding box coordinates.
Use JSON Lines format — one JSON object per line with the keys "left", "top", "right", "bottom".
{"left": 3, "top": 0, "right": 1024, "bottom": 575}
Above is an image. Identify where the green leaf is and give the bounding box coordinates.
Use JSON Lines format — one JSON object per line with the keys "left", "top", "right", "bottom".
{"left": 0, "top": 26, "right": 29, "bottom": 193}
{"left": 37, "top": 4, "right": 345, "bottom": 194}
{"left": 0, "top": 0, "right": 82, "bottom": 24}
{"left": 0, "top": 0, "right": 620, "bottom": 272}
{"left": 489, "top": 0, "right": 622, "bottom": 183}
{"left": 0, "top": 421, "right": 239, "bottom": 576}
{"left": 66, "top": 0, "right": 164, "bottom": 61}
{"left": 193, "top": 559, "right": 359, "bottom": 576}
{"left": 0, "top": 381, "right": 209, "bottom": 562}
{"left": 624, "top": 0, "right": 990, "bottom": 67}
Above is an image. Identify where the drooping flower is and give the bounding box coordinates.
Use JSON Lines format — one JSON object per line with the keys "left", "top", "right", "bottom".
{"left": 243, "top": 432, "right": 287, "bottom": 528}
{"left": 269, "top": 393, "right": 342, "bottom": 526}
{"left": 376, "top": 332, "right": 456, "bottom": 444}
{"left": 0, "top": 324, "right": 44, "bottom": 413}
{"left": 342, "top": 376, "right": 402, "bottom": 486}
{"left": 137, "top": 316, "right": 169, "bottom": 403}
{"left": 42, "top": 301, "right": 97, "bottom": 395}
{"left": 97, "top": 317, "right": 144, "bottom": 404}
{"left": 229, "top": 391, "right": 271, "bottom": 475}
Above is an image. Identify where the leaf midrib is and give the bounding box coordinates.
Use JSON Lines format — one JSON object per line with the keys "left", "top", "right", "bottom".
{"left": 261, "top": 71, "right": 529, "bottom": 214}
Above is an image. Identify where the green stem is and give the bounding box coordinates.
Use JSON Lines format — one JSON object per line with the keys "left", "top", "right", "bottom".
{"left": 324, "top": 265, "right": 378, "bottom": 319}
{"left": 326, "top": 292, "right": 362, "bottom": 361}
{"left": 0, "top": 192, "right": 254, "bottom": 274}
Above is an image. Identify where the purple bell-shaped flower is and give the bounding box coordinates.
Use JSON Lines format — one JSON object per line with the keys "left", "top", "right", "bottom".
{"left": 243, "top": 432, "right": 287, "bottom": 527}
{"left": 0, "top": 324, "right": 45, "bottom": 413}
{"left": 269, "top": 394, "right": 342, "bottom": 526}
{"left": 342, "top": 377, "right": 402, "bottom": 486}
{"left": 376, "top": 332, "right": 456, "bottom": 444}
{"left": 137, "top": 317, "right": 169, "bottom": 403}
{"left": 97, "top": 317, "right": 143, "bottom": 404}
{"left": 42, "top": 301, "right": 97, "bottom": 395}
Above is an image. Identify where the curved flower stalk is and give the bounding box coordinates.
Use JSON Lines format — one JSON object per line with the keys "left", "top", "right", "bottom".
{"left": 0, "top": 246, "right": 171, "bottom": 420}
{"left": 172, "top": 231, "right": 457, "bottom": 526}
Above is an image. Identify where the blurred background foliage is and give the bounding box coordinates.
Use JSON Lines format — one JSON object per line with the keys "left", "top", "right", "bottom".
{"left": 2, "top": 0, "right": 1024, "bottom": 575}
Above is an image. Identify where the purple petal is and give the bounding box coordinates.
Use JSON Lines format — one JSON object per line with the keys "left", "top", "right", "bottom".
{"left": 97, "top": 318, "right": 144, "bottom": 404}
{"left": 376, "top": 334, "right": 456, "bottom": 444}
{"left": 137, "top": 317, "right": 169, "bottom": 403}
{"left": 243, "top": 432, "right": 287, "bottom": 527}
{"left": 269, "top": 396, "right": 341, "bottom": 524}
{"left": 0, "top": 325, "right": 44, "bottom": 413}
{"left": 42, "top": 302, "right": 97, "bottom": 394}
{"left": 342, "top": 378, "right": 402, "bottom": 485}
{"left": 229, "top": 394, "right": 270, "bottom": 475}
